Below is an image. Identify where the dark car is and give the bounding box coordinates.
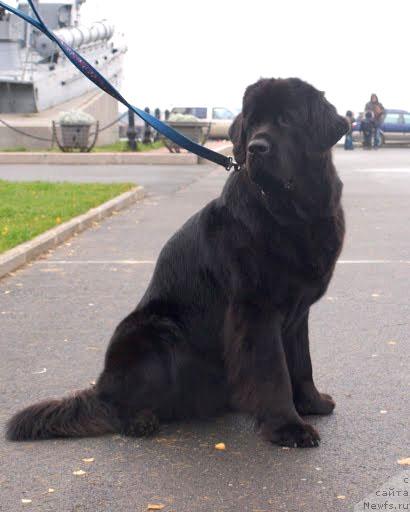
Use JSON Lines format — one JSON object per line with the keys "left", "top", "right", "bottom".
{"left": 352, "top": 109, "right": 410, "bottom": 145}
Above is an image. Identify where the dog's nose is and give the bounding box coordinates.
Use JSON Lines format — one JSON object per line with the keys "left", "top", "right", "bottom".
{"left": 248, "top": 138, "right": 270, "bottom": 155}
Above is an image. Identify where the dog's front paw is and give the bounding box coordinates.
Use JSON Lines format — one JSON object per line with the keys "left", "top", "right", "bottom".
{"left": 120, "top": 409, "right": 160, "bottom": 437}
{"left": 295, "top": 389, "right": 335, "bottom": 416}
{"left": 261, "top": 421, "right": 320, "bottom": 448}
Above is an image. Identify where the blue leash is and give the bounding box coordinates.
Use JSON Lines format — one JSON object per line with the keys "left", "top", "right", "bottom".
{"left": 0, "top": 0, "right": 238, "bottom": 172}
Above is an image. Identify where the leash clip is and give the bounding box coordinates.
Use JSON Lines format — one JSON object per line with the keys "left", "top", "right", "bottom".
{"left": 225, "top": 156, "right": 241, "bottom": 173}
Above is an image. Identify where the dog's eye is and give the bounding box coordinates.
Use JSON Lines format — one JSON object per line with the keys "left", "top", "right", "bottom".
{"left": 278, "top": 115, "right": 291, "bottom": 128}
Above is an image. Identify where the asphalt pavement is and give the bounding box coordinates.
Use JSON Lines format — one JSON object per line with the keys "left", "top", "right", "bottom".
{"left": 0, "top": 148, "right": 409, "bottom": 511}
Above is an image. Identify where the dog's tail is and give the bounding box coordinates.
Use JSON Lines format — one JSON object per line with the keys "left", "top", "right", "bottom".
{"left": 6, "top": 388, "right": 115, "bottom": 441}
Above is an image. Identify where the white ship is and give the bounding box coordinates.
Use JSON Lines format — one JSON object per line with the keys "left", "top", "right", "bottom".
{"left": 0, "top": 0, "right": 126, "bottom": 113}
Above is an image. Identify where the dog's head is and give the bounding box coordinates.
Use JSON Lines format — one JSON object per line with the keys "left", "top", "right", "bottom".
{"left": 229, "top": 78, "right": 347, "bottom": 213}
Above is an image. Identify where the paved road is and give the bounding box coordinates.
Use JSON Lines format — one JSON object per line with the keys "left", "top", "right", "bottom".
{"left": 0, "top": 148, "right": 409, "bottom": 511}
{"left": 0, "top": 163, "right": 212, "bottom": 196}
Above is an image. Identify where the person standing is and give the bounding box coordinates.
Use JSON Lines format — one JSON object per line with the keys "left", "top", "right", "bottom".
{"left": 360, "top": 111, "right": 376, "bottom": 149}
{"left": 364, "top": 94, "right": 385, "bottom": 148}
{"left": 344, "top": 110, "right": 355, "bottom": 150}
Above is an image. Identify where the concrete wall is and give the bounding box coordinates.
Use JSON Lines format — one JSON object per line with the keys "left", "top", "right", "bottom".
{"left": 0, "top": 89, "right": 119, "bottom": 150}
{"left": 81, "top": 91, "right": 119, "bottom": 146}
{"left": 0, "top": 123, "right": 52, "bottom": 150}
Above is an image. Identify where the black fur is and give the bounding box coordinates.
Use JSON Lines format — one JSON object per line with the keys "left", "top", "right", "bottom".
{"left": 7, "top": 78, "right": 348, "bottom": 447}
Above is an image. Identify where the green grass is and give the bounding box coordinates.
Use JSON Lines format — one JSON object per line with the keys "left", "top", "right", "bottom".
{"left": 0, "top": 180, "right": 135, "bottom": 253}
{"left": 91, "top": 140, "right": 164, "bottom": 153}
{"left": 1, "top": 146, "right": 28, "bottom": 152}
{"left": 0, "top": 140, "right": 164, "bottom": 153}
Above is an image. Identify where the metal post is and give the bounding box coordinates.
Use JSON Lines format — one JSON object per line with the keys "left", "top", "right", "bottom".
{"left": 154, "top": 108, "right": 161, "bottom": 141}
{"left": 143, "top": 107, "right": 153, "bottom": 144}
{"left": 127, "top": 108, "right": 137, "bottom": 151}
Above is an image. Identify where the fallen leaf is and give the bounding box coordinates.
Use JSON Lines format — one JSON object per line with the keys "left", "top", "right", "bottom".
{"left": 397, "top": 458, "right": 410, "bottom": 466}
{"left": 380, "top": 410, "right": 388, "bottom": 414}
{"left": 371, "top": 293, "right": 380, "bottom": 298}
{"left": 72, "top": 470, "right": 86, "bottom": 476}
{"left": 215, "top": 442, "right": 226, "bottom": 451}
{"left": 48, "top": 488, "right": 55, "bottom": 493}
{"left": 82, "top": 458, "right": 94, "bottom": 463}
{"left": 33, "top": 368, "right": 47, "bottom": 375}
{"left": 337, "top": 495, "right": 346, "bottom": 500}
{"left": 388, "top": 341, "right": 397, "bottom": 345}
{"left": 147, "top": 505, "right": 165, "bottom": 511}
{"left": 21, "top": 499, "right": 32, "bottom": 504}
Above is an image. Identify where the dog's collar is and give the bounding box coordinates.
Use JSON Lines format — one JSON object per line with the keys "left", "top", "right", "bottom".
{"left": 259, "top": 179, "right": 295, "bottom": 197}
{"left": 239, "top": 165, "right": 294, "bottom": 194}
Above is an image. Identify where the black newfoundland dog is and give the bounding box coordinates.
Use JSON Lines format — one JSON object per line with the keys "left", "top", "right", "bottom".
{"left": 7, "top": 78, "right": 348, "bottom": 448}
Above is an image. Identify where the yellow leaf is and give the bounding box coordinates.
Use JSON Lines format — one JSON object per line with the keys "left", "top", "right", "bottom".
{"left": 55, "top": 217, "right": 62, "bottom": 224}
{"left": 72, "top": 469, "right": 86, "bottom": 476}
{"left": 147, "top": 505, "right": 165, "bottom": 510}
{"left": 215, "top": 442, "right": 226, "bottom": 451}
{"left": 397, "top": 457, "right": 410, "bottom": 466}
{"left": 337, "top": 495, "right": 346, "bottom": 500}
{"left": 82, "top": 458, "right": 94, "bottom": 463}
{"left": 48, "top": 488, "right": 55, "bottom": 493}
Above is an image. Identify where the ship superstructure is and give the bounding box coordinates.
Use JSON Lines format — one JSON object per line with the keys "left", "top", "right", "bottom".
{"left": 0, "top": 0, "right": 126, "bottom": 113}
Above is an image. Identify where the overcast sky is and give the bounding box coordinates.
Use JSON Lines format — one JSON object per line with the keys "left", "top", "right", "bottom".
{"left": 77, "top": 0, "right": 409, "bottom": 114}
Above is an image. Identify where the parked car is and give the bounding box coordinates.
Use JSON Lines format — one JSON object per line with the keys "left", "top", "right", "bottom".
{"left": 169, "top": 107, "right": 237, "bottom": 139}
{"left": 352, "top": 109, "right": 410, "bottom": 145}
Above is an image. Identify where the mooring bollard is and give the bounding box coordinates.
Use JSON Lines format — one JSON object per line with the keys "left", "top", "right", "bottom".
{"left": 154, "top": 108, "right": 161, "bottom": 141}
{"left": 127, "top": 108, "right": 137, "bottom": 151}
{"left": 143, "top": 107, "right": 153, "bottom": 144}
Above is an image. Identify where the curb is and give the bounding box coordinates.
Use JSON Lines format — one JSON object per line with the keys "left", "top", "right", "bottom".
{"left": 0, "top": 151, "right": 198, "bottom": 166}
{"left": 0, "top": 144, "right": 233, "bottom": 166}
{"left": 0, "top": 186, "right": 145, "bottom": 280}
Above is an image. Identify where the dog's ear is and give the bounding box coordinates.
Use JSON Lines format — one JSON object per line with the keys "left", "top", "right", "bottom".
{"left": 229, "top": 113, "right": 246, "bottom": 165}
{"left": 309, "top": 94, "right": 349, "bottom": 152}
